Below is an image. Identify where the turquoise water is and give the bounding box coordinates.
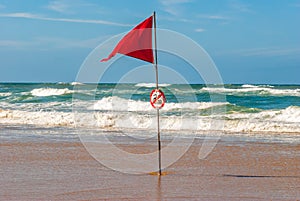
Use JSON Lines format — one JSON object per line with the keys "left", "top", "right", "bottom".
{"left": 1, "top": 83, "right": 299, "bottom": 110}
{"left": 1, "top": 83, "right": 300, "bottom": 135}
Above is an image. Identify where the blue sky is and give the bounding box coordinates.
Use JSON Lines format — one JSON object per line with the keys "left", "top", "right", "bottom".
{"left": 0, "top": 0, "right": 299, "bottom": 84}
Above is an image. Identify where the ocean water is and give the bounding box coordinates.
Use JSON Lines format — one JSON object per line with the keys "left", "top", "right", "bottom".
{"left": 1, "top": 83, "right": 300, "bottom": 141}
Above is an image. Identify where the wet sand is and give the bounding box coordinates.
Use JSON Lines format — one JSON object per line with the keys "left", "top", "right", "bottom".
{"left": 1, "top": 138, "right": 299, "bottom": 200}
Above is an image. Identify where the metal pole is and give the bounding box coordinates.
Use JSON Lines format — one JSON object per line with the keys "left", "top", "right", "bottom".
{"left": 153, "top": 11, "right": 162, "bottom": 176}
{"left": 154, "top": 11, "right": 159, "bottom": 90}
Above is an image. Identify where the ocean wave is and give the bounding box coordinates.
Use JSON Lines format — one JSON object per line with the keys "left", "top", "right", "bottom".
{"left": 0, "top": 92, "right": 12, "bottom": 97}
{"left": 201, "top": 86, "right": 300, "bottom": 97}
{"left": 271, "top": 106, "right": 300, "bottom": 123}
{"left": 90, "top": 96, "right": 228, "bottom": 112}
{"left": 1, "top": 106, "right": 300, "bottom": 133}
{"left": 31, "top": 88, "right": 73, "bottom": 97}
{"left": 0, "top": 101, "right": 76, "bottom": 114}
{"left": 56, "top": 82, "right": 84, "bottom": 86}
{"left": 90, "top": 105, "right": 300, "bottom": 132}
{"left": 241, "top": 84, "right": 259, "bottom": 88}
{"left": 0, "top": 109, "right": 75, "bottom": 126}
{"left": 93, "top": 105, "right": 300, "bottom": 132}
{"left": 135, "top": 83, "right": 171, "bottom": 88}
{"left": 241, "top": 84, "right": 274, "bottom": 88}
{"left": 70, "top": 82, "right": 84, "bottom": 86}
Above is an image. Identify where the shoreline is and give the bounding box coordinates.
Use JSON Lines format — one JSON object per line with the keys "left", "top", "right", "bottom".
{"left": 1, "top": 123, "right": 300, "bottom": 142}
{"left": 1, "top": 133, "right": 299, "bottom": 200}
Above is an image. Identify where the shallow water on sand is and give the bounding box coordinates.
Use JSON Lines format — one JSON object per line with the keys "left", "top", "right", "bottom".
{"left": 1, "top": 126, "right": 299, "bottom": 200}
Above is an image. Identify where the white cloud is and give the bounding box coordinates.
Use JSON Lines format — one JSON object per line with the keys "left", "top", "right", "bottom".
{"left": 230, "top": 1, "right": 253, "bottom": 13}
{"left": 163, "top": 7, "right": 178, "bottom": 16}
{"left": 47, "top": 0, "right": 70, "bottom": 13}
{"left": 0, "top": 12, "right": 131, "bottom": 26}
{"left": 36, "top": 36, "right": 109, "bottom": 49}
{"left": 195, "top": 28, "right": 205, "bottom": 32}
{"left": 198, "top": 14, "right": 230, "bottom": 20}
{"left": 158, "top": 15, "right": 194, "bottom": 23}
{"left": 46, "top": 0, "right": 101, "bottom": 14}
{"left": 0, "top": 40, "right": 31, "bottom": 48}
{"left": 159, "top": 0, "right": 192, "bottom": 16}
{"left": 0, "top": 35, "right": 110, "bottom": 50}
{"left": 0, "top": 12, "right": 39, "bottom": 19}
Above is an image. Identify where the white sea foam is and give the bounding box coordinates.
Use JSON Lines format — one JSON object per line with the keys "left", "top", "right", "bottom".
{"left": 1, "top": 106, "right": 300, "bottom": 133}
{"left": 70, "top": 82, "right": 84, "bottom": 86}
{"left": 2, "top": 95, "right": 300, "bottom": 134}
{"left": 0, "top": 109, "right": 76, "bottom": 126}
{"left": 241, "top": 84, "right": 259, "bottom": 88}
{"left": 91, "top": 96, "right": 151, "bottom": 112}
{"left": 271, "top": 106, "right": 300, "bottom": 123}
{"left": 135, "top": 83, "right": 171, "bottom": 88}
{"left": 0, "top": 92, "right": 12, "bottom": 97}
{"left": 31, "top": 88, "right": 73, "bottom": 97}
{"left": 241, "top": 84, "right": 274, "bottom": 88}
{"left": 201, "top": 87, "right": 266, "bottom": 93}
{"left": 91, "top": 96, "right": 228, "bottom": 112}
{"left": 201, "top": 87, "right": 300, "bottom": 96}
{"left": 0, "top": 101, "right": 72, "bottom": 112}
{"left": 90, "top": 105, "right": 300, "bottom": 132}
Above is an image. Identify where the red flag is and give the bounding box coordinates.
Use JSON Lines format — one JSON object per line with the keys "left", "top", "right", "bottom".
{"left": 101, "top": 15, "right": 154, "bottom": 63}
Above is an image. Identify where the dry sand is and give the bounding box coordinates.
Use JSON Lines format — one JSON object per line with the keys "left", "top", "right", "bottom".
{"left": 1, "top": 138, "right": 299, "bottom": 200}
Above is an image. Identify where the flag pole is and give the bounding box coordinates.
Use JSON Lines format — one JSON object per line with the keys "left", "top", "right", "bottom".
{"left": 153, "top": 11, "right": 162, "bottom": 176}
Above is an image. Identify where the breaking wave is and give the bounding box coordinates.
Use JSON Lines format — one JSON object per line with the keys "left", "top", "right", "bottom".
{"left": 241, "top": 84, "right": 259, "bottom": 88}
{"left": 31, "top": 88, "right": 73, "bottom": 97}
{"left": 1, "top": 100, "right": 300, "bottom": 133}
{"left": 91, "top": 96, "right": 228, "bottom": 112}
{"left": 70, "top": 82, "right": 84, "bottom": 86}
{"left": 241, "top": 84, "right": 274, "bottom": 88}
{"left": 0, "top": 92, "right": 12, "bottom": 97}
{"left": 1, "top": 83, "right": 300, "bottom": 137}
{"left": 201, "top": 86, "right": 300, "bottom": 97}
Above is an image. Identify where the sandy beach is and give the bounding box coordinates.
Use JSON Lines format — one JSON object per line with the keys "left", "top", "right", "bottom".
{"left": 1, "top": 136, "right": 299, "bottom": 200}
{"left": 1, "top": 83, "right": 300, "bottom": 200}
{"left": 1, "top": 0, "right": 300, "bottom": 199}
